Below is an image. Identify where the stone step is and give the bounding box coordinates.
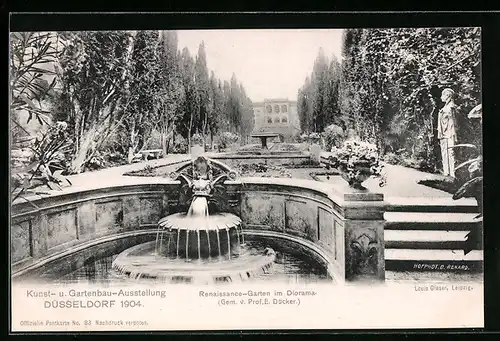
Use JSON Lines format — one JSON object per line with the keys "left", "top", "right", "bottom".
{"left": 385, "top": 270, "right": 484, "bottom": 281}
{"left": 385, "top": 197, "right": 479, "bottom": 214}
{"left": 384, "top": 212, "right": 480, "bottom": 230}
{"left": 384, "top": 230, "right": 481, "bottom": 250}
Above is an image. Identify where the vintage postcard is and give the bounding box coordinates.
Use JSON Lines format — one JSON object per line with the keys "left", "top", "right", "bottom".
{"left": 9, "top": 23, "right": 483, "bottom": 331}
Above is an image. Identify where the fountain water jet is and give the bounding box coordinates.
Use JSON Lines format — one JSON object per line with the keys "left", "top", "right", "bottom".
{"left": 112, "top": 156, "right": 276, "bottom": 284}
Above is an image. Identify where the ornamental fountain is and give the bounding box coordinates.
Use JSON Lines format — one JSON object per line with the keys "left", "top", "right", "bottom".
{"left": 112, "top": 156, "right": 276, "bottom": 284}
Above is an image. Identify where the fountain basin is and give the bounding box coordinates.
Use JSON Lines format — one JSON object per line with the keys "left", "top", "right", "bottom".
{"left": 11, "top": 177, "right": 346, "bottom": 284}
{"left": 112, "top": 241, "right": 276, "bottom": 284}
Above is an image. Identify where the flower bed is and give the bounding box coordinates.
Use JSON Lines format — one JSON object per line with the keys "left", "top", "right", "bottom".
{"left": 236, "top": 163, "right": 292, "bottom": 178}
{"left": 269, "top": 143, "right": 302, "bottom": 153}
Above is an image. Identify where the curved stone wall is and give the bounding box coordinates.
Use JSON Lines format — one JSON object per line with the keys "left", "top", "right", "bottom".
{"left": 237, "top": 178, "right": 346, "bottom": 281}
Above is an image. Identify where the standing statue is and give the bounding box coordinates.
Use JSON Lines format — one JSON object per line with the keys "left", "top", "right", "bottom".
{"left": 438, "top": 88, "right": 458, "bottom": 177}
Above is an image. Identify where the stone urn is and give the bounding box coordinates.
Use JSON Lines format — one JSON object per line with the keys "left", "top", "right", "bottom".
{"left": 338, "top": 161, "right": 373, "bottom": 190}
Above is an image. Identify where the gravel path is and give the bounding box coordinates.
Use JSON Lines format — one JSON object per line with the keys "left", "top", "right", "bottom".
{"left": 318, "top": 164, "right": 454, "bottom": 198}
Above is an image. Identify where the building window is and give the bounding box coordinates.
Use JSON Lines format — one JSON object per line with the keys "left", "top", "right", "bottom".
{"left": 274, "top": 117, "right": 280, "bottom": 123}
{"left": 266, "top": 105, "right": 272, "bottom": 113}
{"left": 267, "top": 117, "right": 272, "bottom": 124}
{"left": 282, "top": 105, "right": 287, "bottom": 113}
{"left": 281, "top": 116, "right": 288, "bottom": 123}
{"left": 274, "top": 104, "right": 280, "bottom": 113}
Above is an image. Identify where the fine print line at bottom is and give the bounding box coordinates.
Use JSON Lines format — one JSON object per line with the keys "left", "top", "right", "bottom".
{"left": 414, "top": 284, "right": 474, "bottom": 292}
{"left": 18, "top": 319, "right": 148, "bottom": 328}
{"left": 413, "top": 263, "right": 470, "bottom": 271}
{"left": 218, "top": 297, "right": 300, "bottom": 306}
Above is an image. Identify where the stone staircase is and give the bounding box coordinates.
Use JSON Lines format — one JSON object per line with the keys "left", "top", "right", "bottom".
{"left": 384, "top": 197, "right": 483, "bottom": 275}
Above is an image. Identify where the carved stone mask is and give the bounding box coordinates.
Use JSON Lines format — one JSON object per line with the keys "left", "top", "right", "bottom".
{"left": 193, "top": 157, "right": 209, "bottom": 177}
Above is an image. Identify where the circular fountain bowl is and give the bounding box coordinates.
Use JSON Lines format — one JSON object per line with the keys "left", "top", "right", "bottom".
{"left": 158, "top": 212, "right": 242, "bottom": 231}
{"left": 157, "top": 212, "right": 244, "bottom": 259}
{"left": 112, "top": 241, "right": 276, "bottom": 285}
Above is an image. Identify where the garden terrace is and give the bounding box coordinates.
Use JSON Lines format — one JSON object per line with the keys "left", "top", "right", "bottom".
{"left": 11, "top": 155, "right": 481, "bottom": 284}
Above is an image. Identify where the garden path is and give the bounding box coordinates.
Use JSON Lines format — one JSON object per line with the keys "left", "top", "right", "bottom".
{"left": 64, "top": 153, "right": 474, "bottom": 205}
{"left": 65, "top": 154, "right": 191, "bottom": 188}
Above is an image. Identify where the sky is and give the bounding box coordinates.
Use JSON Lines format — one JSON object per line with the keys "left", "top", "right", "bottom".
{"left": 176, "top": 29, "right": 344, "bottom": 103}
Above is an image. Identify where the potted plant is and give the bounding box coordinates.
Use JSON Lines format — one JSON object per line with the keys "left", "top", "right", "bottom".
{"left": 329, "top": 140, "right": 386, "bottom": 190}
{"left": 308, "top": 132, "right": 321, "bottom": 145}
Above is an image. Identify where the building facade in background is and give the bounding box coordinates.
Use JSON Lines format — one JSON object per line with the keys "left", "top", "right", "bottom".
{"left": 251, "top": 99, "right": 300, "bottom": 141}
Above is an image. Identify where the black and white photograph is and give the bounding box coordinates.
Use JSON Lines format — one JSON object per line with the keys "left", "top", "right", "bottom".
{"left": 9, "top": 20, "right": 484, "bottom": 331}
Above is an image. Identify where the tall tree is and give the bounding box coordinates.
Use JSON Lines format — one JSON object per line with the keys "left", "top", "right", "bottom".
{"left": 323, "top": 55, "right": 343, "bottom": 128}
{"left": 222, "top": 80, "right": 231, "bottom": 132}
{"left": 229, "top": 74, "right": 242, "bottom": 133}
{"left": 297, "top": 76, "right": 313, "bottom": 133}
{"left": 208, "top": 72, "right": 224, "bottom": 145}
{"left": 123, "top": 30, "right": 161, "bottom": 163}
{"left": 157, "top": 30, "right": 184, "bottom": 155}
{"left": 194, "top": 41, "right": 210, "bottom": 142}
{"left": 311, "top": 48, "right": 329, "bottom": 132}
{"left": 297, "top": 49, "right": 342, "bottom": 135}
{"left": 57, "top": 30, "right": 136, "bottom": 173}
{"left": 239, "top": 83, "right": 254, "bottom": 143}
{"left": 339, "top": 28, "right": 364, "bottom": 138}
{"left": 179, "top": 47, "right": 199, "bottom": 150}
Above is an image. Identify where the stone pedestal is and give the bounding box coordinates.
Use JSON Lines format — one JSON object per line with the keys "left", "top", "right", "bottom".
{"left": 190, "top": 145, "right": 204, "bottom": 158}
{"left": 229, "top": 143, "right": 240, "bottom": 152}
{"left": 259, "top": 137, "right": 269, "bottom": 149}
{"left": 333, "top": 181, "right": 386, "bottom": 282}
{"left": 310, "top": 143, "right": 322, "bottom": 164}
{"left": 251, "top": 133, "right": 280, "bottom": 150}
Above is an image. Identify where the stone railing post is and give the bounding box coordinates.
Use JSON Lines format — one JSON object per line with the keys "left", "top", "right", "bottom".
{"left": 309, "top": 143, "right": 322, "bottom": 164}
{"left": 334, "top": 183, "right": 386, "bottom": 282}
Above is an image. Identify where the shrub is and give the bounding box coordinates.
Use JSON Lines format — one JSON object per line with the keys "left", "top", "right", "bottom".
{"left": 299, "top": 132, "right": 321, "bottom": 143}
{"left": 322, "top": 124, "right": 345, "bottom": 150}
{"left": 269, "top": 143, "right": 301, "bottom": 152}
{"left": 308, "top": 132, "right": 321, "bottom": 142}
{"left": 86, "top": 152, "right": 106, "bottom": 171}
{"left": 218, "top": 132, "right": 240, "bottom": 149}
{"left": 383, "top": 152, "right": 403, "bottom": 165}
{"left": 236, "top": 163, "right": 292, "bottom": 178}
{"left": 143, "top": 129, "right": 163, "bottom": 150}
{"left": 172, "top": 142, "right": 188, "bottom": 154}
{"left": 191, "top": 133, "right": 204, "bottom": 146}
{"left": 11, "top": 121, "right": 73, "bottom": 200}
{"left": 172, "top": 136, "right": 188, "bottom": 154}
{"left": 298, "top": 133, "right": 309, "bottom": 142}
